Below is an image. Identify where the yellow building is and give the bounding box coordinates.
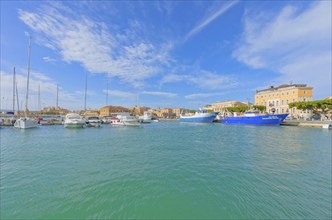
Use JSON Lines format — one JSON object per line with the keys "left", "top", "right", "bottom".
{"left": 99, "top": 106, "right": 129, "bottom": 117}
{"left": 254, "top": 84, "right": 313, "bottom": 116}
{"left": 204, "top": 100, "right": 248, "bottom": 113}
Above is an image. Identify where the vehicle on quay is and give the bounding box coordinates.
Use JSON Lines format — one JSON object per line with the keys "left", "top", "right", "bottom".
{"left": 221, "top": 110, "right": 287, "bottom": 126}
{"left": 64, "top": 113, "right": 85, "bottom": 128}
{"left": 179, "top": 110, "right": 218, "bottom": 123}
{"left": 109, "top": 113, "right": 140, "bottom": 127}
{"left": 86, "top": 117, "right": 102, "bottom": 127}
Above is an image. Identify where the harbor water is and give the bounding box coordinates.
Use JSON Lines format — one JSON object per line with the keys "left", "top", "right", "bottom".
{"left": 1, "top": 121, "right": 331, "bottom": 219}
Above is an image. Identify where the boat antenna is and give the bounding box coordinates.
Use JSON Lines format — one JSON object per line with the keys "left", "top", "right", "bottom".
{"left": 25, "top": 37, "right": 32, "bottom": 117}
{"left": 13, "top": 67, "right": 16, "bottom": 113}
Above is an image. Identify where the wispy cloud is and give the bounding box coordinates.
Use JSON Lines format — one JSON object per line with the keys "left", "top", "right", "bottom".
{"left": 42, "top": 56, "right": 56, "bottom": 62}
{"left": 184, "top": 0, "right": 239, "bottom": 41}
{"left": 185, "top": 92, "right": 227, "bottom": 99}
{"left": 103, "top": 89, "right": 136, "bottom": 98}
{"left": 160, "top": 67, "right": 238, "bottom": 90}
{"left": 141, "top": 91, "right": 177, "bottom": 98}
{"left": 18, "top": 4, "right": 172, "bottom": 88}
{"left": 0, "top": 70, "right": 80, "bottom": 110}
{"left": 233, "top": 1, "right": 331, "bottom": 98}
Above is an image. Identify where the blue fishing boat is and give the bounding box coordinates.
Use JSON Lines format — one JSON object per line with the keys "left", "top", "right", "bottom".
{"left": 221, "top": 110, "right": 288, "bottom": 125}
{"left": 180, "top": 110, "right": 218, "bottom": 123}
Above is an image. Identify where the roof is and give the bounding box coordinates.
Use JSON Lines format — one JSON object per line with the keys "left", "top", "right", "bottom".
{"left": 100, "top": 105, "right": 128, "bottom": 110}
{"left": 256, "top": 84, "right": 311, "bottom": 93}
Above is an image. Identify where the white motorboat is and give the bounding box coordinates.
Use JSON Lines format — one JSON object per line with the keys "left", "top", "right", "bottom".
{"left": 86, "top": 116, "right": 101, "bottom": 127}
{"left": 138, "top": 112, "right": 153, "bottom": 123}
{"left": 64, "top": 113, "right": 85, "bottom": 128}
{"left": 110, "top": 113, "right": 140, "bottom": 127}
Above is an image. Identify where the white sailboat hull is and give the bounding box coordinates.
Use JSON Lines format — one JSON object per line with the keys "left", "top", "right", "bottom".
{"left": 14, "top": 118, "right": 38, "bottom": 129}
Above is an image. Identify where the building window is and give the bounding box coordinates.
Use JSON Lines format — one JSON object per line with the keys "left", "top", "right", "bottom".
{"left": 286, "top": 100, "right": 289, "bottom": 104}
{"left": 276, "top": 101, "right": 279, "bottom": 106}
{"left": 282, "top": 100, "right": 284, "bottom": 105}
{"left": 286, "top": 92, "right": 288, "bottom": 95}
{"left": 304, "top": 98, "right": 306, "bottom": 102}
{"left": 282, "top": 109, "right": 284, "bottom": 113}
{"left": 277, "top": 109, "right": 279, "bottom": 113}
{"left": 286, "top": 109, "right": 289, "bottom": 113}
{"left": 304, "top": 90, "right": 306, "bottom": 94}
{"left": 293, "top": 91, "right": 295, "bottom": 94}
{"left": 282, "top": 93, "right": 284, "bottom": 96}
{"left": 293, "top": 108, "right": 295, "bottom": 113}
{"left": 293, "top": 99, "right": 295, "bottom": 102}
{"left": 277, "top": 93, "right": 278, "bottom": 96}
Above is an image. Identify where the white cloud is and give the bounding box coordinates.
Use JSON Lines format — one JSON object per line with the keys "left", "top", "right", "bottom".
{"left": 185, "top": 92, "right": 227, "bottom": 99}
{"left": 0, "top": 70, "right": 85, "bottom": 111}
{"left": 18, "top": 5, "right": 172, "bottom": 88}
{"left": 42, "top": 56, "right": 56, "bottom": 62}
{"left": 233, "top": 1, "right": 332, "bottom": 98}
{"left": 103, "top": 89, "right": 136, "bottom": 98}
{"left": 160, "top": 68, "right": 238, "bottom": 90}
{"left": 141, "top": 91, "right": 177, "bottom": 98}
{"left": 185, "top": 0, "right": 239, "bottom": 41}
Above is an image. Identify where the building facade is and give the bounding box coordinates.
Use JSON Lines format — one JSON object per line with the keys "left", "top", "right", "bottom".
{"left": 99, "top": 106, "right": 129, "bottom": 117}
{"left": 203, "top": 100, "right": 248, "bottom": 114}
{"left": 255, "top": 84, "right": 313, "bottom": 117}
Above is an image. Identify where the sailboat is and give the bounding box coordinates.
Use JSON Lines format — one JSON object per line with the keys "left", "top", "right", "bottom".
{"left": 14, "top": 37, "right": 38, "bottom": 129}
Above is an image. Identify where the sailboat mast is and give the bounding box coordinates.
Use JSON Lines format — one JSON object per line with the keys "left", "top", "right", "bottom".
{"left": 56, "top": 83, "right": 59, "bottom": 108}
{"left": 25, "top": 37, "right": 32, "bottom": 116}
{"left": 13, "top": 67, "right": 16, "bottom": 113}
{"left": 106, "top": 79, "right": 108, "bottom": 106}
{"left": 16, "top": 82, "right": 20, "bottom": 114}
{"left": 38, "top": 84, "right": 41, "bottom": 111}
{"left": 84, "top": 73, "right": 87, "bottom": 111}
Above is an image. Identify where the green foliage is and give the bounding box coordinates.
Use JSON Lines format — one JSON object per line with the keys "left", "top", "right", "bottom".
{"left": 288, "top": 99, "right": 332, "bottom": 113}
{"left": 189, "top": 110, "right": 196, "bottom": 113}
{"left": 253, "top": 105, "right": 266, "bottom": 112}
{"left": 225, "top": 106, "right": 249, "bottom": 113}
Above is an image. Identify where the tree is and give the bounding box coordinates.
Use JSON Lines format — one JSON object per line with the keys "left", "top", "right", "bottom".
{"left": 253, "top": 105, "right": 266, "bottom": 112}
{"left": 288, "top": 99, "right": 332, "bottom": 114}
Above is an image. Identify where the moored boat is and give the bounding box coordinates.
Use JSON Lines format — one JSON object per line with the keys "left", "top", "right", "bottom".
{"left": 138, "top": 112, "right": 153, "bottom": 123}
{"left": 221, "top": 110, "right": 287, "bottom": 125}
{"left": 109, "top": 113, "right": 140, "bottom": 127}
{"left": 179, "top": 110, "right": 218, "bottom": 123}
{"left": 64, "top": 113, "right": 85, "bottom": 128}
{"left": 86, "top": 117, "right": 101, "bottom": 127}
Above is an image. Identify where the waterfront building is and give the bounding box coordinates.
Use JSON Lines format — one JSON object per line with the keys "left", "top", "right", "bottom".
{"left": 254, "top": 84, "right": 313, "bottom": 117}
{"left": 203, "top": 100, "right": 248, "bottom": 115}
{"left": 171, "top": 108, "right": 188, "bottom": 117}
{"left": 129, "top": 106, "right": 150, "bottom": 116}
{"left": 99, "top": 105, "right": 129, "bottom": 117}
{"left": 83, "top": 110, "right": 100, "bottom": 117}
{"left": 40, "top": 106, "right": 70, "bottom": 115}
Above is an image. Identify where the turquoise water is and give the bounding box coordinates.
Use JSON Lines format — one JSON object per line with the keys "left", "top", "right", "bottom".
{"left": 1, "top": 121, "right": 331, "bottom": 219}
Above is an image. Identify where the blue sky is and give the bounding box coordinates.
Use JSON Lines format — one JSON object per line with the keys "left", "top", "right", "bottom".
{"left": 1, "top": 1, "right": 331, "bottom": 111}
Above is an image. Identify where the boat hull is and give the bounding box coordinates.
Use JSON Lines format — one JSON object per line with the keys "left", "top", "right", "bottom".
{"left": 64, "top": 123, "right": 85, "bottom": 128}
{"left": 180, "top": 115, "right": 216, "bottom": 123}
{"left": 221, "top": 115, "right": 283, "bottom": 125}
{"left": 14, "top": 118, "right": 38, "bottom": 129}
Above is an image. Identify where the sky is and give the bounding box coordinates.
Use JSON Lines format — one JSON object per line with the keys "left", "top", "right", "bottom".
{"left": 1, "top": 0, "right": 331, "bottom": 111}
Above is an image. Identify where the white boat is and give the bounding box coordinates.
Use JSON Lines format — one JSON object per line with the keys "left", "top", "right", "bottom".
{"left": 138, "top": 112, "right": 153, "bottom": 123}
{"left": 64, "top": 113, "right": 85, "bottom": 128}
{"left": 14, "top": 117, "right": 38, "bottom": 129}
{"left": 86, "top": 116, "right": 101, "bottom": 127}
{"left": 322, "top": 124, "right": 332, "bottom": 129}
{"left": 110, "top": 113, "right": 140, "bottom": 127}
{"left": 14, "top": 37, "right": 38, "bottom": 129}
